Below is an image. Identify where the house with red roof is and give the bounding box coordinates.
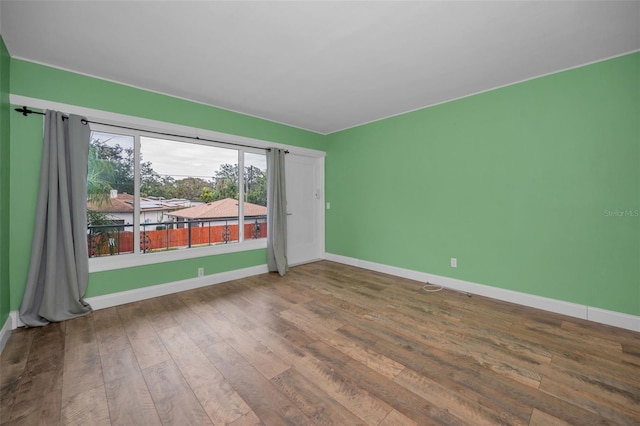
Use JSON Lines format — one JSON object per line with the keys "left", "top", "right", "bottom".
{"left": 168, "top": 198, "right": 267, "bottom": 222}
{"left": 169, "top": 198, "right": 267, "bottom": 241}
{"left": 87, "top": 190, "right": 192, "bottom": 226}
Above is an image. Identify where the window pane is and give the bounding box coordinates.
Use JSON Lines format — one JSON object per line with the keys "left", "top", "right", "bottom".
{"left": 87, "top": 131, "right": 135, "bottom": 257}
{"left": 244, "top": 152, "right": 267, "bottom": 240}
{"left": 139, "top": 137, "right": 239, "bottom": 252}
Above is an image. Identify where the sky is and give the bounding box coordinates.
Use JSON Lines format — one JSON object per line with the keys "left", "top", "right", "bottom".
{"left": 92, "top": 131, "right": 266, "bottom": 181}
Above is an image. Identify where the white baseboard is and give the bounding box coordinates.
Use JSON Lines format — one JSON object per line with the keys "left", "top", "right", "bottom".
{"left": 2, "top": 264, "right": 269, "bottom": 339}
{"left": 86, "top": 264, "right": 269, "bottom": 310}
{"left": 0, "top": 315, "right": 12, "bottom": 353}
{"left": 3, "top": 256, "right": 636, "bottom": 355}
{"left": 586, "top": 307, "right": 640, "bottom": 332}
{"left": 325, "top": 253, "right": 640, "bottom": 333}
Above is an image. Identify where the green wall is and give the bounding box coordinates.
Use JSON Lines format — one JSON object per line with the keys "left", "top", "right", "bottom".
{"left": 11, "top": 59, "right": 324, "bottom": 150}
{"left": 8, "top": 59, "right": 325, "bottom": 310}
{"left": 0, "top": 36, "right": 10, "bottom": 326}
{"left": 325, "top": 52, "right": 640, "bottom": 316}
{"left": 6, "top": 52, "right": 639, "bottom": 318}
{"left": 86, "top": 250, "right": 267, "bottom": 298}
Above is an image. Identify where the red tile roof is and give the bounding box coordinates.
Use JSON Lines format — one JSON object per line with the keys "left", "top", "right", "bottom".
{"left": 87, "top": 192, "right": 135, "bottom": 213}
{"left": 169, "top": 198, "right": 266, "bottom": 219}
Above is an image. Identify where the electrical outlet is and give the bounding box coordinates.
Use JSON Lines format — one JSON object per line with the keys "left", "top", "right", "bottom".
{"left": 326, "top": 202, "right": 331, "bottom": 209}
{"left": 197, "top": 267, "right": 204, "bottom": 277}
{"left": 450, "top": 258, "right": 457, "bottom": 268}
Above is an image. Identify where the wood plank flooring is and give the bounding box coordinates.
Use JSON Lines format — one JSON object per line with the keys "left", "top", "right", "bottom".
{"left": 1, "top": 261, "right": 639, "bottom": 425}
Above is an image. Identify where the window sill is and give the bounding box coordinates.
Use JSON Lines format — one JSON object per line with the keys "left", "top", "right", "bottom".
{"left": 88, "top": 238, "right": 267, "bottom": 273}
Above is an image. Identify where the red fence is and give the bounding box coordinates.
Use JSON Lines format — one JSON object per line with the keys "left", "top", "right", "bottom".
{"left": 88, "top": 222, "right": 267, "bottom": 257}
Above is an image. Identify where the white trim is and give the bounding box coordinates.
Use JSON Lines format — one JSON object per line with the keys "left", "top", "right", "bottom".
{"left": 318, "top": 157, "right": 326, "bottom": 257}
{"left": 9, "top": 94, "right": 326, "bottom": 158}
{"left": 0, "top": 311, "right": 26, "bottom": 354}
{"left": 12, "top": 51, "right": 640, "bottom": 136}
{"left": 86, "top": 264, "right": 268, "bottom": 310}
{"left": 9, "top": 56, "right": 325, "bottom": 136}
{"left": 9, "top": 311, "right": 24, "bottom": 329}
{"left": 0, "top": 263, "right": 268, "bottom": 350}
{"left": 0, "top": 315, "right": 12, "bottom": 354}
{"left": 9, "top": 95, "right": 324, "bottom": 273}
{"left": 289, "top": 258, "right": 325, "bottom": 268}
{"left": 324, "top": 253, "right": 640, "bottom": 333}
{"left": 587, "top": 307, "right": 640, "bottom": 332}
{"left": 3, "top": 257, "right": 636, "bottom": 354}
{"left": 89, "top": 237, "right": 267, "bottom": 273}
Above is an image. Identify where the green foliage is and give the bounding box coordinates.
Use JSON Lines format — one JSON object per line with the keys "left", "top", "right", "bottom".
{"left": 172, "top": 177, "right": 212, "bottom": 200}
{"left": 207, "top": 163, "right": 267, "bottom": 205}
{"left": 199, "top": 187, "right": 216, "bottom": 203}
{"left": 87, "top": 209, "right": 113, "bottom": 226}
{"left": 89, "top": 137, "right": 266, "bottom": 205}
{"left": 245, "top": 167, "right": 267, "bottom": 206}
{"left": 212, "top": 163, "right": 239, "bottom": 200}
{"left": 90, "top": 138, "right": 134, "bottom": 195}
{"left": 87, "top": 209, "right": 122, "bottom": 257}
{"left": 87, "top": 142, "right": 114, "bottom": 206}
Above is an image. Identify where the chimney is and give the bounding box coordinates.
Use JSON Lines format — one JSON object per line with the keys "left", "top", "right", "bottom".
{"left": 110, "top": 189, "right": 118, "bottom": 199}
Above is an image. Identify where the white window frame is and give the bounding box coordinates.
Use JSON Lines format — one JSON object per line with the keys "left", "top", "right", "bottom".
{"left": 10, "top": 94, "right": 326, "bottom": 273}
{"left": 88, "top": 124, "right": 268, "bottom": 272}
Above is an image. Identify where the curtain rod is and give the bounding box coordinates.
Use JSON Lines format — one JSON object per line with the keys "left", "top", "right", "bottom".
{"left": 14, "top": 106, "right": 288, "bottom": 153}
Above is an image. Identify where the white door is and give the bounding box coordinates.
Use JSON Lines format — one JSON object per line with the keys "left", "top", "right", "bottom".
{"left": 285, "top": 154, "right": 324, "bottom": 266}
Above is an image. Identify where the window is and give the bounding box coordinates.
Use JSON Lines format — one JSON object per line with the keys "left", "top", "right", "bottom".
{"left": 87, "top": 127, "right": 267, "bottom": 265}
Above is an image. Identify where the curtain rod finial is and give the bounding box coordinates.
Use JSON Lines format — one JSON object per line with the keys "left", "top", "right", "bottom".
{"left": 14, "top": 106, "right": 47, "bottom": 118}
{"left": 15, "top": 106, "right": 33, "bottom": 116}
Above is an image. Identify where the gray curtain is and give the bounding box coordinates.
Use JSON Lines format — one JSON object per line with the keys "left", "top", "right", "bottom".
{"left": 19, "top": 111, "right": 92, "bottom": 327}
{"left": 266, "top": 148, "right": 288, "bottom": 276}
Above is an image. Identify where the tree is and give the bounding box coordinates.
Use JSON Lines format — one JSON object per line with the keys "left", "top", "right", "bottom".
{"left": 140, "top": 168, "right": 174, "bottom": 198}
{"left": 212, "top": 163, "right": 239, "bottom": 200}
{"left": 90, "top": 138, "right": 134, "bottom": 194}
{"left": 245, "top": 165, "right": 266, "bottom": 206}
{"left": 209, "top": 163, "right": 267, "bottom": 205}
{"left": 87, "top": 142, "right": 114, "bottom": 206}
{"left": 199, "top": 187, "right": 216, "bottom": 203}
{"left": 172, "top": 177, "right": 213, "bottom": 200}
{"left": 88, "top": 140, "right": 266, "bottom": 207}
{"left": 87, "top": 138, "right": 127, "bottom": 257}
{"left": 90, "top": 137, "right": 172, "bottom": 198}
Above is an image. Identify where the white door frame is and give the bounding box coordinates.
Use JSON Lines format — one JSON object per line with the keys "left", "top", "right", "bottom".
{"left": 285, "top": 154, "right": 325, "bottom": 266}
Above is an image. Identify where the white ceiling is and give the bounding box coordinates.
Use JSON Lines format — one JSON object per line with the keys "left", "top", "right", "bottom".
{"left": 1, "top": 1, "right": 639, "bottom": 134}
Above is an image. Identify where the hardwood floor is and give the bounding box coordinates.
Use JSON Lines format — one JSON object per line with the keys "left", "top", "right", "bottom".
{"left": 1, "top": 261, "right": 639, "bottom": 425}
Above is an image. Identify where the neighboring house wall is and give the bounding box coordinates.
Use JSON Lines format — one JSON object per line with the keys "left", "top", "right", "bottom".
{"left": 8, "top": 58, "right": 326, "bottom": 308}
{"left": 325, "top": 52, "right": 640, "bottom": 317}
{"left": 104, "top": 210, "right": 172, "bottom": 225}
{"left": 90, "top": 194, "right": 191, "bottom": 226}
{"left": 102, "top": 212, "right": 131, "bottom": 225}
